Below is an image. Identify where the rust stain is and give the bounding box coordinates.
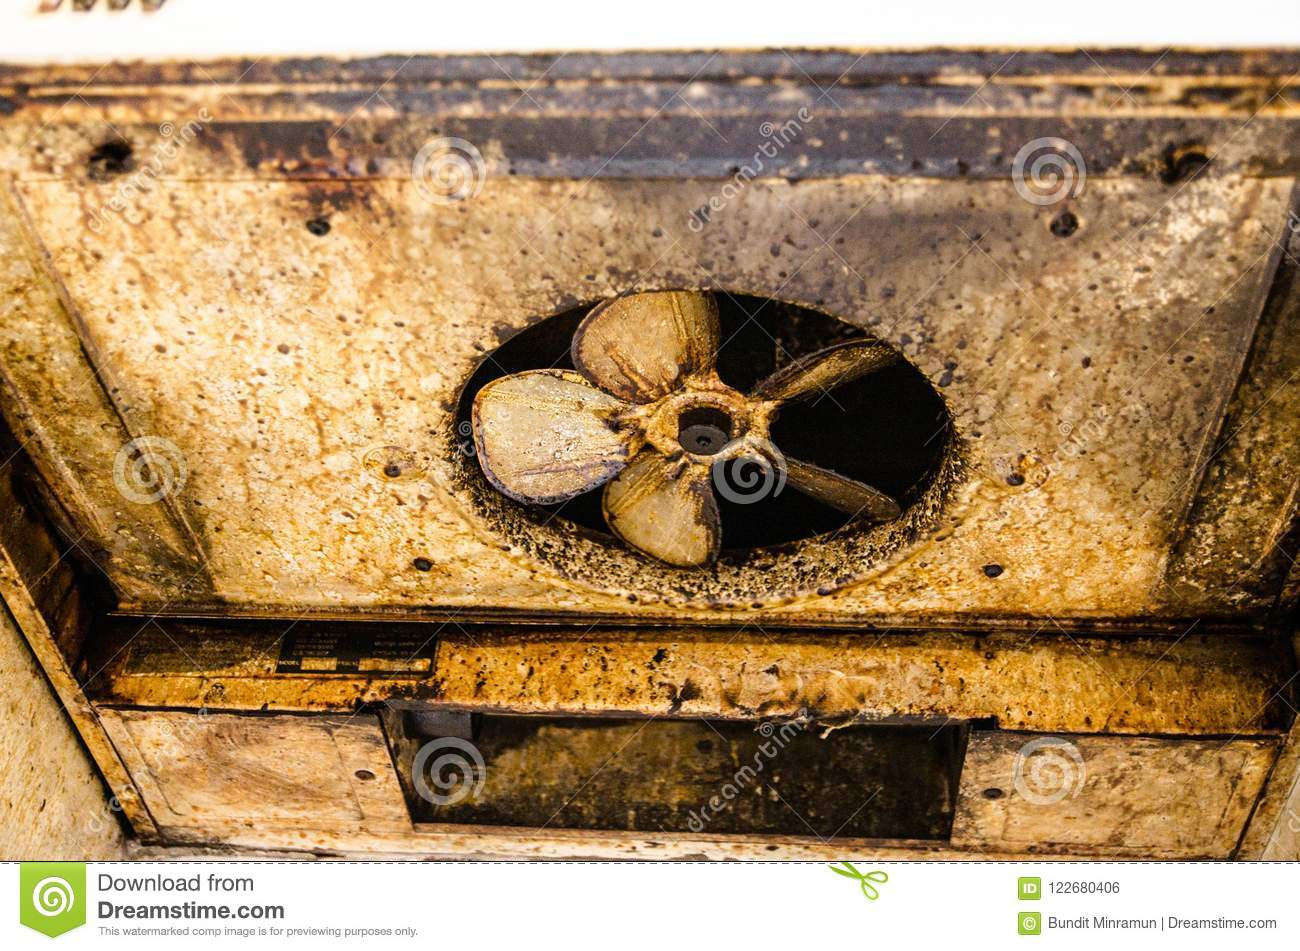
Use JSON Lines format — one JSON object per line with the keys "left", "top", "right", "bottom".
{"left": 0, "top": 54, "right": 1295, "bottom": 631}
{"left": 0, "top": 173, "right": 1291, "bottom": 623}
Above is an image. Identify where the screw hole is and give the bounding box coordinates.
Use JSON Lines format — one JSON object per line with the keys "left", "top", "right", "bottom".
{"left": 306, "top": 217, "right": 331, "bottom": 236}
{"left": 87, "top": 139, "right": 134, "bottom": 180}
{"left": 412, "top": 557, "right": 433, "bottom": 572}
{"left": 354, "top": 769, "right": 376, "bottom": 781}
{"left": 383, "top": 463, "right": 402, "bottom": 478}
{"left": 983, "top": 563, "right": 1004, "bottom": 578}
{"left": 982, "top": 787, "right": 1005, "bottom": 799}
{"left": 1049, "top": 210, "right": 1078, "bottom": 238}
{"left": 1160, "top": 145, "right": 1210, "bottom": 185}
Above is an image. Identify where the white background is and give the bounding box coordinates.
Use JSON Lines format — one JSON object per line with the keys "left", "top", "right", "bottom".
{"left": 4, "top": 861, "right": 1300, "bottom": 949}
{"left": 2, "top": 0, "right": 1300, "bottom": 62}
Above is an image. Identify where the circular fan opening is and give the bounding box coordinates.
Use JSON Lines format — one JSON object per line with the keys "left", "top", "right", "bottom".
{"left": 455, "top": 292, "right": 951, "bottom": 552}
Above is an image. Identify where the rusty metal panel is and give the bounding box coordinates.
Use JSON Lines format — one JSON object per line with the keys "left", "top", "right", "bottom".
{"left": 101, "top": 710, "right": 411, "bottom": 835}
{"left": 0, "top": 432, "right": 157, "bottom": 838}
{"left": 86, "top": 618, "right": 1293, "bottom": 736}
{"left": 951, "top": 731, "right": 1276, "bottom": 858}
{"left": 1163, "top": 214, "right": 1300, "bottom": 616}
{"left": 4, "top": 52, "right": 1300, "bottom": 182}
{"left": 0, "top": 186, "right": 210, "bottom": 605}
{"left": 3, "top": 49, "right": 1298, "bottom": 863}
{"left": 1, "top": 173, "right": 1292, "bottom": 626}
{"left": 0, "top": 52, "right": 1298, "bottom": 629}
{"left": 1240, "top": 666, "right": 1300, "bottom": 861}
{"left": 426, "top": 628, "right": 1295, "bottom": 733}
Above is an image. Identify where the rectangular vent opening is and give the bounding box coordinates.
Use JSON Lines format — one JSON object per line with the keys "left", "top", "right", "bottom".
{"left": 392, "top": 712, "right": 964, "bottom": 841}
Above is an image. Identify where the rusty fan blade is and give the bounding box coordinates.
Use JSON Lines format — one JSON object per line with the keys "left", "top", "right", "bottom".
{"left": 602, "top": 451, "right": 721, "bottom": 567}
{"left": 784, "top": 457, "right": 902, "bottom": 521}
{"left": 751, "top": 339, "right": 898, "bottom": 403}
{"left": 572, "top": 291, "right": 720, "bottom": 403}
{"left": 473, "top": 369, "right": 633, "bottom": 504}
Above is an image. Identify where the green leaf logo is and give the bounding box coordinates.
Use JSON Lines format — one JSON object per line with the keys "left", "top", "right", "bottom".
{"left": 19, "top": 863, "right": 86, "bottom": 937}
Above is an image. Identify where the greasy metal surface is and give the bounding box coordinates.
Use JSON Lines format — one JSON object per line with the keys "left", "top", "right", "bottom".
{"left": 0, "top": 52, "right": 1297, "bottom": 627}
{"left": 100, "top": 706, "right": 1278, "bottom": 859}
{"left": 952, "top": 732, "right": 1276, "bottom": 858}
{"left": 0, "top": 186, "right": 210, "bottom": 606}
{"left": 0, "top": 427, "right": 156, "bottom": 838}
{"left": 1240, "top": 688, "right": 1300, "bottom": 860}
{"left": 1163, "top": 205, "right": 1300, "bottom": 616}
{"left": 5, "top": 52, "right": 1297, "bottom": 863}
{"left": 4, "top": 52, "right": 1300, "bottom": 182}
{"left": 86, "top": 618, "right": 1294, "bottom": 735}
{"left": 100, "top": 710, "right": 410, "bottom": 835}
{"left": 1, "top": 172, "right": 1289, "bottom": 622}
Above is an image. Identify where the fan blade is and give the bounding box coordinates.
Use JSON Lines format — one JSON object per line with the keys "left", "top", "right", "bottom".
{"left": 785, "top": 457, "right": 901, "bottom": 521}
{"left": 572, "top": 291, "right": 720, "bottom": 403}
{"left": 751, "top": 339, "right": 897, "bottom": 403}
{"left": 473, "top": 369, "right": 633, "bottom": 504}
{"left": 603, "top": 451, "right": 721, "bottom": 567}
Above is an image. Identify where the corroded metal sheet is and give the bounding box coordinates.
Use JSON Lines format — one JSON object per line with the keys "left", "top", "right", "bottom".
{"left": 0, "top": 51, "right": 1297, "bottom": 630}
{"left": 951, "top": 732, "right": 1276, "bottom": 858}
{"left": 3, "top": 173, "right": 1291, "bottom": 625}
{"left": 1241, "top": 720, "right": 1300, "bottom": 860}
{"left": 428, "top": 628, "right": 1293, "bottom": 733}
{"left": 87, "top": 619, "right": 1294, "bottom": 736}
{"left": 0, "top": 187, "right": 210, "bottom": 605}
{"left": 0, "top": 442, "right": 157, "bottom": 838}
{"left": 100, "top": 710, "right": 410, "bottom": 834}
{"left": 1164, "top": 214, "right": 1300, "bottom": 616}
{"left": 4, "top": 52, "right": 1300, "bottom": 182}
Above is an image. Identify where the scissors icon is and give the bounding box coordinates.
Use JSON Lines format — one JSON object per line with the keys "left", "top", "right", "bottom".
{"left": 828, "top": 862, "right": 888, "bottom": 900}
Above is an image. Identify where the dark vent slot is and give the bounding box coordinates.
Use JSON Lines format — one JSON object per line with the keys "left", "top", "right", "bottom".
{"left": 397, "top": 713, "right": 964, "bottom": 840}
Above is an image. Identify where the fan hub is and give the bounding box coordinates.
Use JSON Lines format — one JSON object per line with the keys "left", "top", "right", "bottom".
{"left": 677, "top": 406, "right": 732, "bottom": 455}
{"left": 637, "top": 383, "right": 772, "bottom": 462}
